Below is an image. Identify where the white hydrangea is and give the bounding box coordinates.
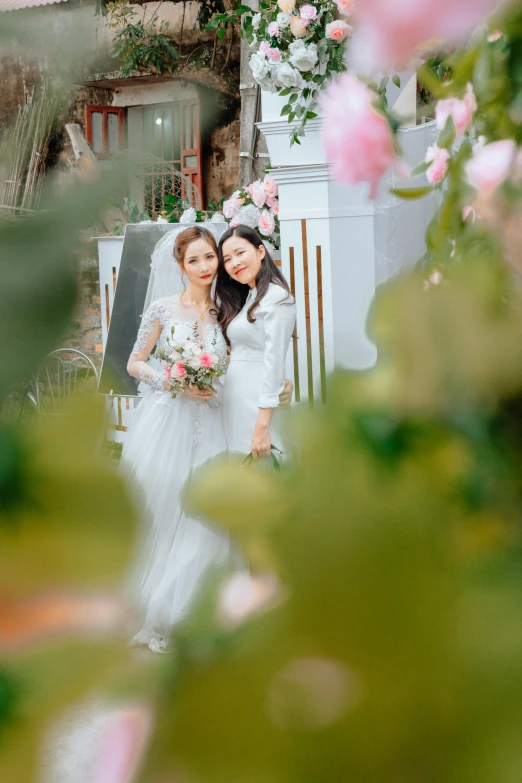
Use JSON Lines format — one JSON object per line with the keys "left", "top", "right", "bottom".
{"left": 180, "top": 208, "right": 197, "bottom": 224}
{"left": 249, "top": 51, "right": 270, "bottom": 82}
{"left": 289, "top": 40, "right": 318, "bottom": 72}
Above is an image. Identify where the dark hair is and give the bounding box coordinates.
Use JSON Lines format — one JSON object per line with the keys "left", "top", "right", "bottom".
{"left": 216, "top": 225, "right": 292, "bottom": 344}
{"left": 174, "top": 226, "right": 218, "bottom": 265}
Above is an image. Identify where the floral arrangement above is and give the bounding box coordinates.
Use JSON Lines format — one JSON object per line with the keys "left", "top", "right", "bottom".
{"left": 157, "top": 176, "right": 281, "bottom": 249}
{"left": 208, "top": 0, "right": 353, "bottom": 144}
{"left": 222, "top": 174, "right": 280, "bottom": 248}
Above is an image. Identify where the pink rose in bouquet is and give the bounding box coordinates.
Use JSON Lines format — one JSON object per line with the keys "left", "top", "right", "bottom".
{"left": 267, "top": 195, "right": 279, "bottom": 213}
{"left": 200, "top": 354, "right": 214, "bottom": 368}
{"left": 300, "top": 4, "right": 318, "bottom": 21}
{"left": 268, "top": 21, "right": 280, "bottom": 37}
{"left": 223, "top": 190, "right": 244, "bottom": 219}
{"left": 268, "top": 47, "right": 282, "bottom": 62}
{"left": 259, "top": 40, "right": 271, "bottom": 55}
{"left": 174, "top": 362, "right": 188, "bottom": 379}
{"left": 334, "top": 0, "right": 354, "bottom": 15}
{"left": 258, "top": 209, "right": 276, "bottom": 237}
{"left": 325, "top": 20, "right": 353, "bottom": 41}
{"left": 249, "top": 180, "right": 267, "bottom": 208}
{"left": 321, "top": 73, "right": 397, "bottom": 198}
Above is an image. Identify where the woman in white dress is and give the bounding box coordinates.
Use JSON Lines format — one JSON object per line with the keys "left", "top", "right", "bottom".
{"left": 216, "top": 225, "right": 296, "bottom": 458}
{"left": 123, "top": 225, "right": 232, "bottom": 653}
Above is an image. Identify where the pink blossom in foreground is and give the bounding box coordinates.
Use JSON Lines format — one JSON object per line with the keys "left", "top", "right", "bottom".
{"left": 95, "top": 706, "right": 153, "bottom": 783}
{"left": 425, "top": 145, "right": 450, "bottom": 184}
{"left": 465, "top": 139, "right": 518, "bottom": 193}
{"left": 268, "top": 21, "right": 280, "bottom": 37}
{"left": 435, "top": 84, "right": 477, "bottom": 137}
{"left": 300, "top": 4, "right": 317, "bottom": 21}
{"left": 258, "top": 209, "right": 276, "bottom": 237}
{"left": 218, "top": 573, "right": 280, "bottom": 628}
{"left": 321, "top": 73, "right": 397, "bottom": 198}
{"left": 268, "top": 47, "right": 282, "bottom": 62}
{"left": 335, "top": 0, "right": 355, "bottom": 15}
{"left": 350, "top": 0, "right": 505, "bottom": 70}
{"left": 249, "top": 180, "right": 267, "bottom": 207}
{"left": 222, "top": 190, "right": 244, "bottom": 219}
{"left": 263, "top": 173, "right": 278, "bottom": 198}
{"left": 259, "top": 40, "right": 271, "bottom": 56}
{"left": 325, "top": 20, "right": 353, "bottom": 41}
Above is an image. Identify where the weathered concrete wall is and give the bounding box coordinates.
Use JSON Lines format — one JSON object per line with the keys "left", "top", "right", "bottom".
{"left": 205, "top": 105, "right": 240, "bottom": 205}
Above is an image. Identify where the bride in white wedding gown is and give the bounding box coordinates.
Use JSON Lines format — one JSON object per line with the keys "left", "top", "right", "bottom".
{"left": 123, "top": 224, "right": 233, "bottom": 654}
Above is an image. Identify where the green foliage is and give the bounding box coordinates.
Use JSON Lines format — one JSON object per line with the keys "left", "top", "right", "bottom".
{"left": 109, "top": 7, "right": 180, "bottom": 77}
{"left": 108, "top": 195, "right": 151, "bottom": 235}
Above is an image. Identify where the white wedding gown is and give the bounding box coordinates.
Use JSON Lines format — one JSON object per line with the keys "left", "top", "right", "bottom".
{"left": 122, "top": 295, "right": 232, "bottom": 653}
{"left": 223, "top": 283, "right": 296, "bottom": 455}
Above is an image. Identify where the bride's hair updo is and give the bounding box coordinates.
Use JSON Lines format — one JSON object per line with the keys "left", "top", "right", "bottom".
{"left": 216, "top": 225, "right": 292, "bottom": 344}
{"left": 174, "top": 226, "right": 218, "bottom": 266}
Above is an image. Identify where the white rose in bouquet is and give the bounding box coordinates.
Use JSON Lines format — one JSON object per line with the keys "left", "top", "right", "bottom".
{"left": 276, "top": 11, "right": 291, "bottom": 28}
{"left": 274, "top": 62, "right": 303, "bottom": 90}
{"left": 250, "top": 51, "right": 270, "bottom": 82}
{"left": 189, "top": 356, "right": 202, "bottom": 370}
{"left": 180, "top": 207, "right": 197, "bottom": 224}
{"left": 233, "top": 204, "right": 261, "bottom": 229}
{"left": 289, "top": 40, "right": 318, "bottom": 72}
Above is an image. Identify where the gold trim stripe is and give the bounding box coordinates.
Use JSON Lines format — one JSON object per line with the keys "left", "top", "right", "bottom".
{"left": 301, "top": 220, "right": 314, "bottom": 406}
{"left": 289, "top": 246, "right": 300, "bottom": 403}
{"left": 316, "top": 245, "right": 327, "bottom": 404}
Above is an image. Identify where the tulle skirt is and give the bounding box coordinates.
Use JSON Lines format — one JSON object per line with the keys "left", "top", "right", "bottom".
{"left": 120, "top": 388, "right": 231, "bottom": 651}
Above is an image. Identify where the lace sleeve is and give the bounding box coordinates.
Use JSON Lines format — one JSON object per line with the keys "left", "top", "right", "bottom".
{"left": 127, "top": 301, "right": 168, "bottom": 391}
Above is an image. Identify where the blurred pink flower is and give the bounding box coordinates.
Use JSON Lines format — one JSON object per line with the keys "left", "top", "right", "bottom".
{"left": 223, "top": 190, "right": 244, "bottom": 219}
{"left": 462, "top": 205, "right": 476, "bottom": 222}
{"left": 268, "top": 47, "right": 282, "bottom": 62}
{"left": 465, "top": 138, "right": 518, "bottom": 193}
{"left": 249, "top": 180, "right": 267, "bottom": 207}
{"left": 268, "top": 21, "right": 280, "bottom": 36}
{"left": 258, "top": 209, "right": 276, "bottom": 237}
{"left": 259, "top": 40, "right": 271, "bottom": 55}
{"left": 350, "top": 0, "right": 504, "bottom": 70}
{"left": 321, "top": 73, "right": 397, "bottom": 198}
{"left": 335, "top": 0, "right": 355, "bottom": 14}
{"left": 95, "top": 705, "right": 153, "bottom": 783}
{"left": 263, "top": 173, "right": 278, "bottom": 198}
{"left": 325, "top": 20, "right": 353, "bottom": 41}
{"left": 435, "top": 84, "right": 476, "bottom": 137}
{"left": 290, "top": 15, "right": 309, "bottom": 36}
{"left": 300, "top": 4, "right": 317, "bottom": 21}
{"left": 218, "top": 572, "right": 280, "bottom": 628}
{"left": 200, "top": 353, "right": 214, "bottom": 368}
{"left": 268, "top": 197, "right": 280, "bottom": 214}
{"left": 425, "top": 144, "right": 450, "bottom": 184}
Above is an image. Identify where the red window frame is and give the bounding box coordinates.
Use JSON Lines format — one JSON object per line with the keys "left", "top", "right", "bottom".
{"left": 85, "top": 106, "right": 126, "bottom": 158}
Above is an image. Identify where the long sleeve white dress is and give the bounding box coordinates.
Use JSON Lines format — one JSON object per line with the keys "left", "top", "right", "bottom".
{"left": 222, "top": 283, "right": 296, "bottom": 456}
{"left": 122, "top": 295, "right": 232, "bottom": 653}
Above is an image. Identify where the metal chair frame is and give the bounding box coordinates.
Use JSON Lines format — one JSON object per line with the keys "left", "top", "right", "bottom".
{"left": 33, "top": 349, "right": 99, "bottom": 414}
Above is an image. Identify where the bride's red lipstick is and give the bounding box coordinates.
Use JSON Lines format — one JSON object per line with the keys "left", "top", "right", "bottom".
{"left": 200, "top": 274, "right": 212, "bottom": 279}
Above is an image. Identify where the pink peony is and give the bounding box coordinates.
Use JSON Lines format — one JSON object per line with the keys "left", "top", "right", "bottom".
{"left": 350, "top": 0, "right": 503, "bottom": 71}
{"left": 334, "top": 0, "right": 354, "bottom": 14}
{"left": 268, "top": 21, "right": 280, "bottom": 37}
{"left": 465, "top": 139, "right": 518, "bottom": 193}
{"left": 263, "top": 173, "right": 278, "bottom": 198}
{"left": 435, "top": 84, "right": 476, "bottom": 138}
{"left": 425, "top": 144, "right": 450, "bottom": 184}
{"left": 290, "top": 15, "right": 309, "bottom": 37}
{"left": 174, "top": 362, "right": 187, "bottom": 378}
{"left": 325, "top": 20, "right": 353, "bottom": 41}
{"left": 200, "top": 353, "right": 214, "bottom": 368}
{"left": 267, "top": 195, "right": 279, "bottom": 213}
{"left": 258, "top": 209, "right": 276, "bottom": 237}
{"left": 259, "top": 40, "right": 271, "bottom": 55}
{"left": 268, "top": 47, "right": 282, "bottom": 62}
{"left": 249, "top": 180, "right": 267, "bottom": 207}
{"left": 300, "top": 4, "right": 317, "bottom": 21}
{"left": 321, "top": 73, "right": 397, "bottom": 199}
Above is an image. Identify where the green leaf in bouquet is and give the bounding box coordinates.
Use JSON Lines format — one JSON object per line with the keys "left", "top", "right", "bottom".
{"left": 391, "top": 186, "right": 434, "bottom": 200}
{"left": 438, "top": 115, "right": 456, "bottom": 149}
{"left": 392, "top": 74, "right": 401, "bottom": 88}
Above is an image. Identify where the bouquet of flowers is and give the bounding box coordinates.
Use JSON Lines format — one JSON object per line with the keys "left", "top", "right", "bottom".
{"left": 155, "top": 323, "right": 228, "bottom": 401}
{"left": 208, "top": 0, "right": 352, "bottom": 143}
{"left": 222, "top": 174, "right": 280, "bottom": 248}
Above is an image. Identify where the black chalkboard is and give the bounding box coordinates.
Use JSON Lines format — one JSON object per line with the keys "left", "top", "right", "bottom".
{"left": 98, "top": 223, "right": 178, "bottom": 396}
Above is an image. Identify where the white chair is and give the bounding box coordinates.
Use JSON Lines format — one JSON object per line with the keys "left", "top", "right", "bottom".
{"left": 33, "top": 349, "right": 99, "bottom": 414}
